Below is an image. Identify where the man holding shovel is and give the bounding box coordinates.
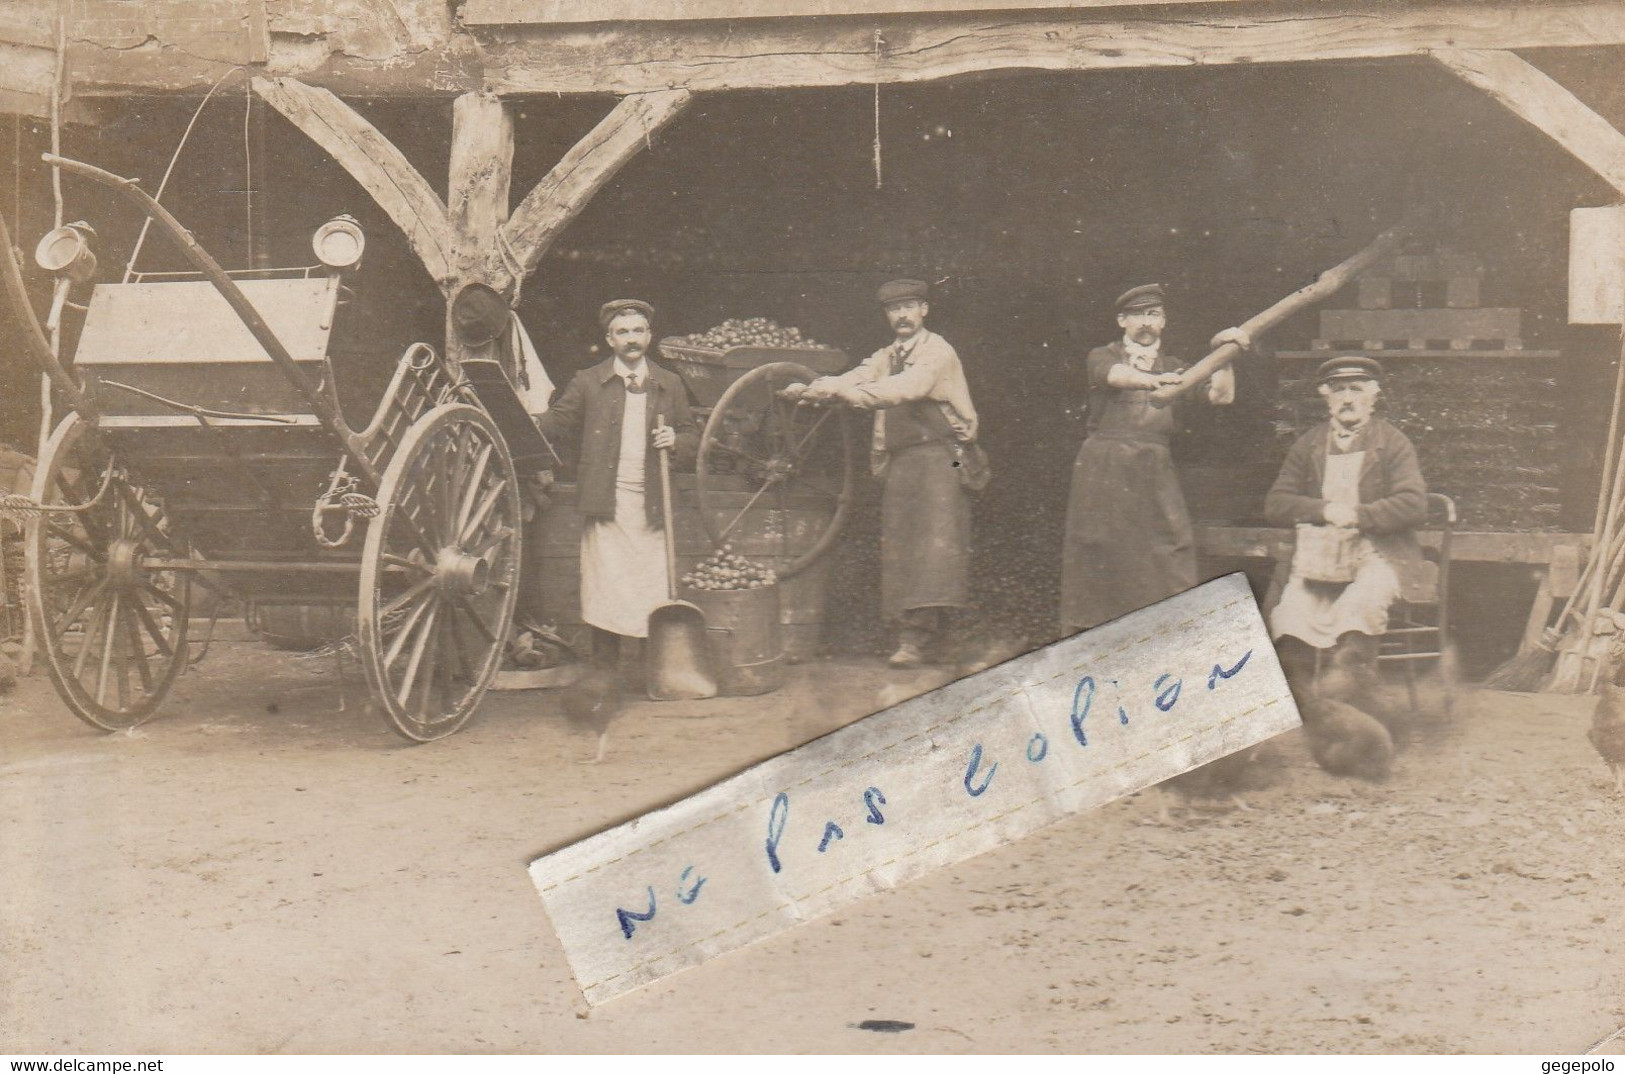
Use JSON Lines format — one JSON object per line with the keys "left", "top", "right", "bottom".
{"left": 536, "top": 299, "right": 699, "bottom": 709}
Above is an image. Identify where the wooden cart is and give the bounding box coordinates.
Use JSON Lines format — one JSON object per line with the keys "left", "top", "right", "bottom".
{"left": 0, "top": 155, "right": 551, "bottom": 741}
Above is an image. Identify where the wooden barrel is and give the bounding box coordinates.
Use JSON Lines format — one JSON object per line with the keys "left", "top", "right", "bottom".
{"left": 524, "top": 475, "right": 833, "bottom": 661}
{"left": 683, "top": 584, "right": 785, "bottom": 696}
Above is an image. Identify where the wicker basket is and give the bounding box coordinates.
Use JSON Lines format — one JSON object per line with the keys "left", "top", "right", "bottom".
{"left": 658, "top": 339, "right": 849, "bottom": 407}
{"left": 1289, "top": 523, "right": 1361, "bottom": 584}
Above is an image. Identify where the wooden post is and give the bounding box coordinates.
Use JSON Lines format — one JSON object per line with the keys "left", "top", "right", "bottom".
{"left": 446, "top": 91, "right": 515, "bottom": 367}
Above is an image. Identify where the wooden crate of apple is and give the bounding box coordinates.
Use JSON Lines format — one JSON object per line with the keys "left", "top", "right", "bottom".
{"left": 681, "top": 544, "right": 780, "bottom": 591}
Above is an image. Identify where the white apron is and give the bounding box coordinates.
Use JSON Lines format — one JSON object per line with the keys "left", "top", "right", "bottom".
{"left": 1270, "top": 443, "right": 1401, "bottom": 648}
{"left": 579, "top": 389, "right": 669, "bottom": 638}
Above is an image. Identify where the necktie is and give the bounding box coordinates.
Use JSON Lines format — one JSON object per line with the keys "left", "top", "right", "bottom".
{"left": 890, "top": 343, "right": 908, "bottom": 376}
{"left": 625, "top": 373, "right": 644, "bottom": 394}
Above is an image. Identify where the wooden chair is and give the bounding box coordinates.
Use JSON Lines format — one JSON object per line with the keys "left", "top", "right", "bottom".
{"left": 1377, "top": 493, "right": 1456, "bottom": 714}
{"left": 1265, "top": 492, "right": 1456, "bottom": 712}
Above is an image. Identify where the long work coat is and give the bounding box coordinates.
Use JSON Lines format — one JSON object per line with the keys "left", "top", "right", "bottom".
{"left": 1060, "top": 342, "right": 1198, "bottom": 634}
{"left": 534, "top": 357, "right": 699, "bottom": 529}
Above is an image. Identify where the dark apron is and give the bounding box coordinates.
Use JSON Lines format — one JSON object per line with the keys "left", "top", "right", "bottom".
{"left": 880, "top": 403, "right": 970, "bottom": 620}
{"left": 1059, "top": 431, "right": 1196, "bottom": 635}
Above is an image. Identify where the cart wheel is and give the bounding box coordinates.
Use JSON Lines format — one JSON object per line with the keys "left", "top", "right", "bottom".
{"left": 26, "top": 412, "right": 190, "bottom": 731}
{"left": 358, "top": 403, "right": 521, "bottom": 742}
{"left": 695, "top": 361, "right": 853, "bottom": 577}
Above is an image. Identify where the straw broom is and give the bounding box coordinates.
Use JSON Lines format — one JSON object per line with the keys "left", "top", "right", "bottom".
{"left": 1490, "top": 313, "right": 1625, "bottom": 690}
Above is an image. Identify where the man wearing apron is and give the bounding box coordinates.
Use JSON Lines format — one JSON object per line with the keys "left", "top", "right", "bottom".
{"left": 1059, "top": 284, "right": 1246, "bottom": 634}
{"left": 1265, "top": 357, "right": 1427, "bottom": 695}
{"left": 801, "top": 279, "right": 980, "bottom": 668}
{"left": 535, "top": 300, "right": 699, "bottom": 685}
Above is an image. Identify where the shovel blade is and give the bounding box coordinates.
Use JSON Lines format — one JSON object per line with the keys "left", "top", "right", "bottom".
{"left": 646, "top": 601, "right": 719, "bottom": 700}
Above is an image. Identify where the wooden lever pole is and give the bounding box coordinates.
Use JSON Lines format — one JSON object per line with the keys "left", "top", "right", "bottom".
{"left": 1158, "top": 220, "right": 1415, "bottom": 400}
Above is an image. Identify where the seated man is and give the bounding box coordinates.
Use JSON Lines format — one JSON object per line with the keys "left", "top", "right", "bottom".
{"left": 1265, "top": 357, "right": 1428, "bottom": 697}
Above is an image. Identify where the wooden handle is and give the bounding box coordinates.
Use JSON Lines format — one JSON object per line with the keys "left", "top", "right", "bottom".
{"left": 656, "top": 413, "right": 678, "bottom": 600}
{"left": 1158, "top": 219, "right": 1415, "bottom": 401}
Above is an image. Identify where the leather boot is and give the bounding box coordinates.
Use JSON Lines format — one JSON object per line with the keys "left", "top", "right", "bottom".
{"left": 890, "top": 608, "right": 940, "bottom": 668}
{"left": 1327, "top": 631, "right": 1380, "bottom": 705}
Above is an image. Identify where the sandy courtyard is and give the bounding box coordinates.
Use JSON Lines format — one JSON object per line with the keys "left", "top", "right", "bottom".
{"left": 2, "top": 630, "right": 1623, "bottom": 1054}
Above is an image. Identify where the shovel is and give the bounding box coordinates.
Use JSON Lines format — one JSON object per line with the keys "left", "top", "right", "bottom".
{"left": 646, "top": 414, "right": 719, "bottom": 700}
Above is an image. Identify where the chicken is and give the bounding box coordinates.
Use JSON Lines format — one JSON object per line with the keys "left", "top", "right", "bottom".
{"left": 1300, "top": 695, "right": 1394, "bottom": 782}
{"left": 1589, "top": 680, "right": 1625, "bottom": 795}
{"left": 561, "top": 666, "right": 622, "bottom": 764}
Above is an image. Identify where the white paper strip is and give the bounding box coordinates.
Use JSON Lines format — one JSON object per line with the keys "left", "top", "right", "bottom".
{"left": 529, "top": 573, "right": 1299, "bottom": 1006}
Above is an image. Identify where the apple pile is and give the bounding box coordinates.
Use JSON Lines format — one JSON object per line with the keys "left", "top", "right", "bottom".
{"left": 669, "top": 317, "right": 825, "bottom": 350}
{"left": 681, "top": 544, "right": 779, "bottom": 591}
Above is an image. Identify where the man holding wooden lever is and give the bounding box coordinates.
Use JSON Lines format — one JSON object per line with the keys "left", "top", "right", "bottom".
{"left": 1059, "top": 284, "right": 1247, "bottom": 634}
{"left": 1265, "top": 357, "right": 1428, "bottom": 694}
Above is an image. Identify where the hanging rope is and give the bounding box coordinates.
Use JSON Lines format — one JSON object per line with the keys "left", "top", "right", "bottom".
{"left": 122, "top": 65, "right": 244, "bottom": 283}
{"left": 311, "top": 457, "right": 380, "bottom": 550}
{"left": 0, "top": 456, "right": 116, "bottom": 519}
{"left": 50, "top": 0, "right": 66, "bottom": 229}
{"left": 243, "top": 76, "right": 253, "bottom": 268}
{"left": 872, "top": 30, "right": 885, "bottom": 191}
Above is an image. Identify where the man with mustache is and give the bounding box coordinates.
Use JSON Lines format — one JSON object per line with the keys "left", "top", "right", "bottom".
{"left": 1265, "top": 357, "right": 1427, "bottom": 696}
{"left": 535, "top": 299, "right": 699, "bottom": 692}
{"left": 1060, "top": 284, "right": 1246, "bottom": 634}
{"left": 799, "top": 279, "right": 979, "bottom": 668}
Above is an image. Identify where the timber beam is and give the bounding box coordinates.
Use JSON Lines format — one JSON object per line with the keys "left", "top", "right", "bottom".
{"left": 1433, "top": 48, "right": 1625, "bottom": 199}
{"left": 252, "top": 77, "right": 688, "bottom": 348}
{"left": 475, "top": 0, "right": 1625, "bottom": 96}
{"left": 502, "top": 89, "right": 693, "bottom": 277}
{"left": 253, "top": 77, "right": 456, "bottom": 288}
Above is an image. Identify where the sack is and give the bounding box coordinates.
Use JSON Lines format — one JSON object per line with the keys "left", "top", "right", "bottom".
{"left": 911, "top": 399, "right": 991, "bottom": 492}
{"left": 950, "top": 439, "right": 992, "bottom": 492}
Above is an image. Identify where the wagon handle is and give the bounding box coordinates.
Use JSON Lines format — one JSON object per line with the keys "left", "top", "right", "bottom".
{"left": 41, "top": 153, "right": 381, "bottom": 489}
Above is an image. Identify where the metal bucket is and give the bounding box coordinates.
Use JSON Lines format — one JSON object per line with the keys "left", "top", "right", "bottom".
{"left": 526, "top": 476, "right": 830, "bottom": 661}
{"left": 683, "top": 584, "right": 785, "bottom": 696}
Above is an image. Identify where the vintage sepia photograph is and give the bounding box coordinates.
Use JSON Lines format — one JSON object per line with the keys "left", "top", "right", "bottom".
{"left": 1, "top": 0, "right": 1624, "bottom": 1057}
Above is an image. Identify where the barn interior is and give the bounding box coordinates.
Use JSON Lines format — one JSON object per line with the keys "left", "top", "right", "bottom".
{"left": 4, "top": 51, "right": 1618, "bottom": 671}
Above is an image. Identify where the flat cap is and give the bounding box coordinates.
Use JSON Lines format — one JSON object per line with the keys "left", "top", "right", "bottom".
{"left": 877, "top": 278, "right": 929, "bottom": 305}
{"left": 599, "top": 298, "right": 655, "bottom": 330}
{"left": 1115, "top": 283, "right": 1167, "bottom": 312}
{"left": 1317, "top": 356, "right": 1384, "bottom": 384}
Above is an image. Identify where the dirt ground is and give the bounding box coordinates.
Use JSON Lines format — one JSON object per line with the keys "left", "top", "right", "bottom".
{"left": 2, "top": 626, "right": 1623, "bottom": 1055}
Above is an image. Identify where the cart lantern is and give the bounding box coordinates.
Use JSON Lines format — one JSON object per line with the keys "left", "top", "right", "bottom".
{"left": 34, "top": 221, "right": 97, "bottom": 283}
{"left": 312, "top": 215, "right": 365, "bottom": 270}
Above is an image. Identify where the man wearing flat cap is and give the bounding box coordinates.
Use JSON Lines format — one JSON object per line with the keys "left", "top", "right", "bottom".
{"left": 1266, "top": 356, "right": 1428, "bottom": 695}
{"left": 798, "top": 278, "right": 980, "bottom": 668}
{"left": 535, "top": 299, "right": 699, "bottom": 690}
{"left": 1060, "top": 284, "right": 1248, "bottom": 633}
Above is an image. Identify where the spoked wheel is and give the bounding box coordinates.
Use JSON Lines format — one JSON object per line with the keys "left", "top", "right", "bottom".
{"left": 695, "top": 361, "right": 853, "bottom": 577}
{"left": 358, "top": 403, "right": 520, "bottom": 742}
{"left": 26, "top": 413, "right": 191, "bottom": 731}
